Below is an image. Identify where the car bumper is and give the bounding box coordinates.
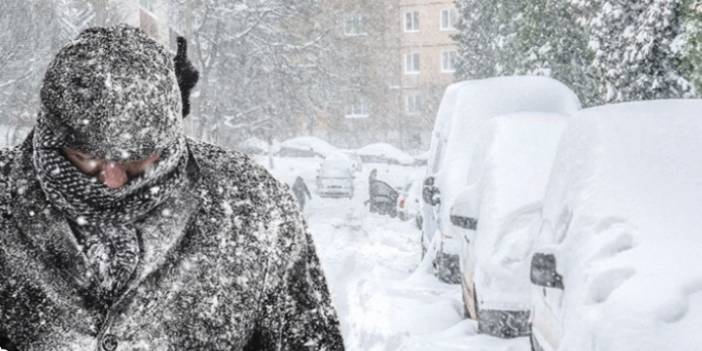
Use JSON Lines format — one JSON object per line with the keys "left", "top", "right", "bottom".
{"left": 318, "top": 191, "right": 353, "bottom": 198}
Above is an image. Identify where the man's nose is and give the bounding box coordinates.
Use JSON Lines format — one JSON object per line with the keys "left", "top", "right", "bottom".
{"left": 99, "top": 161, "right": 128, "bottom": 189}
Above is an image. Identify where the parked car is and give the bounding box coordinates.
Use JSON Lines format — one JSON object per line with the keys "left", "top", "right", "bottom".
{"left": 397, "top": 178, "right": 423, "bottom": 228}
{"left": 342, "top": 151, "right": 364, "bottom": 173}
{"left": 237, "top": 136, "right": 269, "bottom": 155}
{"left": 454, "top": 113, "right": 567, "bottom": 338}
{"left": 316, "top": 153, "right": 354, "bottom": 198}
{"left": 278, "top": 136, "right": 337, "bottom": 158}
{"left": 357, "top": 143, "right": 415, "bottom": 165}
{"left": 422, "top": 76, "right": 581, "bottom": 283}
{"left": 529, "top": 100, "right": 702, "bottom": 351}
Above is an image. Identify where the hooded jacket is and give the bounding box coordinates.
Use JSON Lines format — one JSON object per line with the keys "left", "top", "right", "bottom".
{"left": 0, "top": 25, "right": 344, "bottom": 351}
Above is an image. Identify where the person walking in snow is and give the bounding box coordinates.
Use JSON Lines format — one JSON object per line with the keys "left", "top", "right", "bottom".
{"left": 367, "top": 168, "right": 379, "bottom": 213}
{"left": 0, "top": 25, "right": 343, "bottom": 351}
{"left": 292, "top": 176, "right": 312, "bottom": 210}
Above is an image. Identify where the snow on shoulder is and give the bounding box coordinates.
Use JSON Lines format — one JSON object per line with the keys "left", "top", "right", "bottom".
{"left": 356, "top": 142, "right": 414, "bottom": 165}
{"left": 539, "top": 99, "right": 702, "bottom": 351}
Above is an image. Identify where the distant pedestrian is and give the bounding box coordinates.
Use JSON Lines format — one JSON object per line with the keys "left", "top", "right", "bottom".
{"left": 292, "top": 176, "right": 312, "bottom": 210}
{"left": 368, "top": 168, "right": 378, "bottom": 212}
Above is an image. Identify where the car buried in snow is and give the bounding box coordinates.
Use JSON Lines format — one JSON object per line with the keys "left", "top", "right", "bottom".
{"left": 529, "top": 100, "right": 702, "bottom": 351}
{"left": 454, "top": 113, "right": 567, "bottom": 338}
{"left": 278, "top": 136, "right": 338, "bottom": 158}
{"left": 316, "top": 153, "right": 355, "bottom": 199}
{"left": 356, "top": 142, "right": 415, "bottom": 165}
{"left": 422, "top": 76, "right": 581, "bottom": 284}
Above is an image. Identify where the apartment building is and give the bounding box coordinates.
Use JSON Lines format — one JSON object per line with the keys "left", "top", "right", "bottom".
{"left": 396, "top": 0, "right": 458, "bottom": 149}
{"left": 320, "top": 0, "right": 458, "bottom": 150}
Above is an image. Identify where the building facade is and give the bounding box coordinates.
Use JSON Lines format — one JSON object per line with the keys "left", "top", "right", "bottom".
{"left": 319, "top": 0, "right": 458, "bottom": 150}
{"left": 396, "top": 0, "right": 458, "bottom": 150}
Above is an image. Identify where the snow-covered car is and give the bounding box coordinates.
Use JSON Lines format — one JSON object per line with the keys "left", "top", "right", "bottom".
{"left": 412, "top": 150, "right": 429, "bottom": 167}
{"left": 237, "top": 136, "right": 270, "bottom": 155}
{"left": 278, "top": 136, "right": 337, "bottom": 158}
{"left": 422, "top": 76, "right": 581, "bottom": 283}
{"left": 455, "top": 113, "right": 567, "bottom": 338}
{"left": 357, "top": 143, "right": 415, "bottom": 165}
{"left": 341, "top": 151, "right": 364, "bottom": 173}
{"left": 397, "top": 179, "right": 423, "bottom": 227}
{"left": 316, "top": 153, "right": 355, "bottom": 198}
{"left": 529, "top": 100, "right": 702, "bottom": 351}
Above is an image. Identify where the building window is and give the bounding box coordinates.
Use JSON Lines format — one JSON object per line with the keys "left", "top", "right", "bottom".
{"left": 344, "top": 14, "right": 367, "bottom": 37}
{"left": 346, "top": 96, "right": 370, "bottom": 118}
{"left": 405, "top": 94, "right": 423, "bottom": 115}
{"left": 441, "top": 50, "right": 457, "bottom": 73}
{"left": 404, "top": 11, "right": 420, "bottom": 32}
{"left": 405, "top": 51, "right": 421, "bottom": 74}
{"left": 440, "top": 8, "right": 457, "bottom": 31}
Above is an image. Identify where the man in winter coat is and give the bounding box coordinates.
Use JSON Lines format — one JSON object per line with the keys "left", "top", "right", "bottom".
{"left": 291, "top": 176, "right": 312, "bottom": 210}
{"left": 0, "top": 25, "right": 344, "bottom": 351}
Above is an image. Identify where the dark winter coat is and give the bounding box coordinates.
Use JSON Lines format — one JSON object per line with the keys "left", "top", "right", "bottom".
{"left": 292, "top": 177, "right": 312, "bottom": 209}
{"left": 0, "top": 137, "right": 345, "bottom": 351}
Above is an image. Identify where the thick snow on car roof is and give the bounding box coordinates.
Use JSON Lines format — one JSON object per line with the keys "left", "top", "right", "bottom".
{"left": 322, "top": 152, "right": 353, "bottom": 167}
{"left": 237, "top": 136, "right": 269, "bottom": 153}
{"left": 470, "top": 113, "right": 567, "bottom": 309}
{"left": 280, "top": 136, "right": 338, "bottom": 156}
{"left": 434, "top": 76, "right": 580, "bottom": 253}
{"left": 541, "top": 99, "right": 702, "bottom": 351}
{"left": 444, "top": 76, "right": 581, "bottom": 179}
{"left": 357, "top": 142, "right": 414, "bottom": 165}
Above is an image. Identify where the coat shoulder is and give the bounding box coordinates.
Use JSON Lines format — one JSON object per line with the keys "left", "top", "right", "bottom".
{"left": 185, "top": 138, "right": 303, "bottom": 258}
{"left": 185, "top": 138, "right": 297, "bottom": 217}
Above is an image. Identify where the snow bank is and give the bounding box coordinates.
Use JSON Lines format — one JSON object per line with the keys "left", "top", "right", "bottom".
{"left": 539, "top": 100, "right": 702, "bottom": 351}
{"left": 357, "top": 143, "right": 415, "bottom": 165}
{"left": 471, "top": 113, "right": 567, "bottom": 311}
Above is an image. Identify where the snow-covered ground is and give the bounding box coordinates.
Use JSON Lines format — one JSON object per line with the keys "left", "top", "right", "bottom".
{"left": 258, "top": 156, "right": 529, "bottom": 351}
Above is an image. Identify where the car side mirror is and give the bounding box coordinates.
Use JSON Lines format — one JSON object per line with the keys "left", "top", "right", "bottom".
{"left": 530, "top": 253, "right": 564, "bottom": 289}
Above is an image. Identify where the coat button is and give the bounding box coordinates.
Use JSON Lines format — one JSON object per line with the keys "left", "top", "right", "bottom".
{"left": 101, "top": 334, "right": 118, "bottom": 351}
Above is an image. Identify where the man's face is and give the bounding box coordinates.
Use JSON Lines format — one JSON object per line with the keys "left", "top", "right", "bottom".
{"left": 63, "top": 148, "right": 160, "bottom": 189}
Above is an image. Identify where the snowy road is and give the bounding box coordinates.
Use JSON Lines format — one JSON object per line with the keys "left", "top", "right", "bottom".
{"left": 284, "top": 160, "right": 531, "bottom": 351}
